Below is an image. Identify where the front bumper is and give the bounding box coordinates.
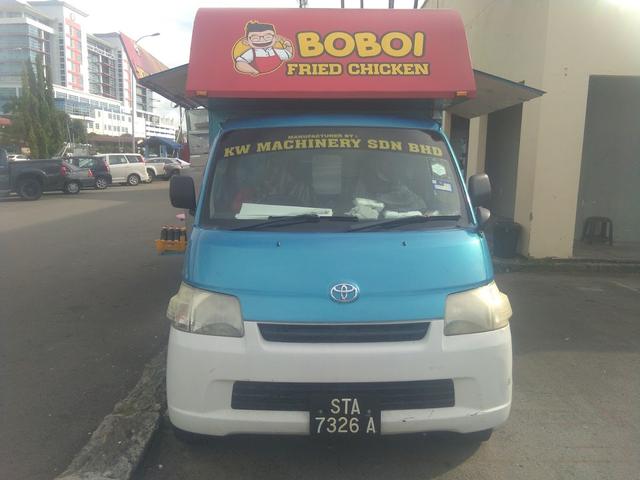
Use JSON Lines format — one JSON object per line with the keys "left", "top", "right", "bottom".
{"left": 167, "top": 321, "right": 512, "bottom": 436}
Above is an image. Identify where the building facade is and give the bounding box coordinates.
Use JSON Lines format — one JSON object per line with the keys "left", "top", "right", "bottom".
{"left": 0, "top": 0, "right": 177, "bottom": 142}
{"left": 431, "top": 0, "right": 640, "bottom": 259}
{"left": 0, "top": 0, "right": 52, "bottom": 109}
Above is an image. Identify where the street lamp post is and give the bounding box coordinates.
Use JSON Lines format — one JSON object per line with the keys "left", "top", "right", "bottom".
{"left": 130, "top": 33, "right": 159, "bottom": 153}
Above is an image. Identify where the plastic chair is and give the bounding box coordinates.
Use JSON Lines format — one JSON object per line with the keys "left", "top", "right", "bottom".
{"left": 581, "top": 216, "right": 613, "bottom": 245}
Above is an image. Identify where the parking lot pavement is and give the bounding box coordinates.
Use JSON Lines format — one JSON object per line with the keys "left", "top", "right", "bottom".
{"left": 0, "top": 183, "right": 182, "bottom": 480}
{"left": 134, "top": 273, "right": 640, "bottom": 480}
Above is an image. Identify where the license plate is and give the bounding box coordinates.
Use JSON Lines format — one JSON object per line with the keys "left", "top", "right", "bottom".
{"left": 310, "top": 396, "right": 380, "bottom": 436}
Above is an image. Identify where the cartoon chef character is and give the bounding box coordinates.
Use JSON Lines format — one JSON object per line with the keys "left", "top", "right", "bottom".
{"left": 234, "top": 22, "right": 293, "bottom": 76}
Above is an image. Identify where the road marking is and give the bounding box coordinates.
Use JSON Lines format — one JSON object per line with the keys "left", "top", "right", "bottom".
{"left": 608, "top": 280, "right": 640, "bottom": 293}
{"left": 575, "top": 286, "right": 604, "bottom": 292}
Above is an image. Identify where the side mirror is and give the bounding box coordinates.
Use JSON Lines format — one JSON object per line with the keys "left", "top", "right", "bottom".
{"left": 468, "top": 173, "right": 491, "bottom": 208}
{"left": 170, "top": 175, "right": 196, "bottom": 211}
{"left": 476, "top": 206, "right": 491, "bottom": 230}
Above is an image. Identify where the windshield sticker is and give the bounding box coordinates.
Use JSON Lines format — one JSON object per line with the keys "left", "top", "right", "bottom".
{"left": 222, "top": 132, "right": 443, "bottom": 158}
{"left": 431, "top": 162, "right": 446, "bottom": 176}
{"left": 432, "top": 179, "right": 452, "bottom": 192}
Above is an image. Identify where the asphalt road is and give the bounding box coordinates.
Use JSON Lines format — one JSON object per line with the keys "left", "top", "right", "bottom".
{"left": 0, "top": 182, "right": 183, "bottom": 480}
{"left": 134, "top": 273, "right": 640, "bottom": 480}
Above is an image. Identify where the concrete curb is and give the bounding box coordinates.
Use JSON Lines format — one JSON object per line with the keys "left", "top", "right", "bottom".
{"left": 55, "top": 349, "right": 166, "bottom": 480}
{"left": 493, "top": 258, "right": 640, "bottom": 274}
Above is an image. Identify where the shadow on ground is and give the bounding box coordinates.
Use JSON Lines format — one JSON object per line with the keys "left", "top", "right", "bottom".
{"left": 135, "top": 415, "right": 481, "bottom": 480}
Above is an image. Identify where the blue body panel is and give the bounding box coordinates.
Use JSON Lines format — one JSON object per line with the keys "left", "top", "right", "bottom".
{"left": 187, "top": 113, "right": 493, "bottom": 324}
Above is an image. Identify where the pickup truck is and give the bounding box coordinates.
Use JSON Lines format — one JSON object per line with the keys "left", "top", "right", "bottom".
{"left": 0, "top": 148, "right": 90, "bottom": 200}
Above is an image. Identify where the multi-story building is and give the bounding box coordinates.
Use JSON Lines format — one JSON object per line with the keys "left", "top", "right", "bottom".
{"left": 0, "top": 0, "right": 53, "bottom": 109}
{"left": 0, "top": 0, "right": 177, "bottom": 142}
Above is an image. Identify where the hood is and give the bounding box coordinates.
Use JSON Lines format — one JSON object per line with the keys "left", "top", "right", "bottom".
{"left": 185, "top": 228, "right": 493, "bottom": 323}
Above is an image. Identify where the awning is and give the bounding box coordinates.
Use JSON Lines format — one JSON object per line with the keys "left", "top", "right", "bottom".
{"left": 145, "top": 136, "right": 182, "bottom": 150}
{"left": 140, "top": 66, "right": 543, "bottom": 117}
{"left": 445, "top": 70, "right": 544, "bottom": 119}
{"left": 138, "top": 65, "right": 201, "bottom": 109}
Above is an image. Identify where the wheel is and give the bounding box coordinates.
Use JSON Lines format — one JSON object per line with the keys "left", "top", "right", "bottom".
{"left": 17, "top": 178, "right": 42, "bottom": 200}
{"left": 127, "top": 174, "right": 140, "bottom": 186}
{"left": 171, "top": 424, "right": 209, "bottom": 444}
{"left": 95, "top": 176, "right": 108, "bottom": 189}
{"left": 147, "top": 169, "right": 155, "bottom": 183}
{"left": 64, "top": 181, "right": 81, "bottom": 194}
{"left": 462, "top": 429, "right": 493, "bottom": 443}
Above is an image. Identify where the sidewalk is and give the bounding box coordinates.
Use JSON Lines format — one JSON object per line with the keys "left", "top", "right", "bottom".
{"left": 493, "top": 255, "right": 640, "bottom": 273}
{"left": 493, "top": 240, "right": 640, "bottom": 273}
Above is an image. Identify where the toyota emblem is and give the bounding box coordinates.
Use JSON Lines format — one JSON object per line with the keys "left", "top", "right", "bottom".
{"left": 330, "top": 283, "right": 360, "bottom": 303}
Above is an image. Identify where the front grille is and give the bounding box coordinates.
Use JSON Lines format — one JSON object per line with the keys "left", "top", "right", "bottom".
{"left": 258, "top": 322, "right": 429, "bottom": 343}
{"left": 231, "top": 380, "right": 455, "bottom": 411}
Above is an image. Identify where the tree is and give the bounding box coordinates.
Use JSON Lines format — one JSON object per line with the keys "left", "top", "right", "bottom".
{"left": 4, "top": 55, "right": 65, "bottom": 158}
{"left": 69, "top": 119, "right": 87, "bottom": 144}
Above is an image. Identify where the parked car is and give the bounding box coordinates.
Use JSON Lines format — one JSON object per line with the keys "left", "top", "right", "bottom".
{"left": 95, "top": 153, "right": 149, "bottom": 186}
{"left": 67, "top": 156, "right": 111, "bottom": 189}
{"left": 163, "top": 158, "right": 189, "bottom": 179}
{"left": 144, "top": 157, "right": 166, "bottom": 181}
{"left": 145, "top": 157, "right": 188, "bottom": 180}
{"left": 0, "top": 149, "right": 91, "bottom": 200}
{"left": 61, "top": 161, "right": 95, "bottom": 194}
{"left": 8, "top": 154, "right": 29, "bottom": 161}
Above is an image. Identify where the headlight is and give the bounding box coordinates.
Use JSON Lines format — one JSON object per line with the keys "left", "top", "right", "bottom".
{"left": 166, "top": 283, "right": 244, "bottom": 337}
{"left": 444, "top": 282, "right": 512, "bottom": 336}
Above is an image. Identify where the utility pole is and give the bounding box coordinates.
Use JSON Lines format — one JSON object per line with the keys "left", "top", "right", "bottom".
{"left": 130, "top": 33, "right": 160, "bottom": 153}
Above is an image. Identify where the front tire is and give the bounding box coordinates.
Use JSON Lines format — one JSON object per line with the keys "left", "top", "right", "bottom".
{"left": 18, "top": 178, "right": 43, "bottom": 200}
{"left": 64, "top": 181, "right": 81, "bottom": 194}
{"left": 95, "top": 176, "right": 108, "bottom": 189}
{"left": 127, "top": 174, "right": 140, "bottom": 186}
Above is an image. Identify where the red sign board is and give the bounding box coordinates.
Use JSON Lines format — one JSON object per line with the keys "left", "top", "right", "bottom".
{"left": 186, "top": 8, "right": 475, "bottom": 100}
{"left": 120, "top": 33, "right": 168, "bottom": 80}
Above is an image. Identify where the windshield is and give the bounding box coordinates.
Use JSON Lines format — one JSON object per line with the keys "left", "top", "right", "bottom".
{"left": 204, "top": 126, "right": 467, "bottom": 231}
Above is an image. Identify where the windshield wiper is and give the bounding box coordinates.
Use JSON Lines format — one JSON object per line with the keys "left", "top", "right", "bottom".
{"left": 349, "top": 214, "right": 461, "bottom": 232}
{"left": 233, "top": 214, "right": 358, "bottom": 231}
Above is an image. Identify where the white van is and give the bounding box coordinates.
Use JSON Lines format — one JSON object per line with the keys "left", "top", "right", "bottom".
{"left": 97, "top": 154, "right": 149, "bottom": 186}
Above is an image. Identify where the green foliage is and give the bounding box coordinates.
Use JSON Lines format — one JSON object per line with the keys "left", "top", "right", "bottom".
{"left": 69, "top": 118, "right": 87, "bottom": 144}
{"left": 4, "top": 55, "right": 69, "bottom": 158}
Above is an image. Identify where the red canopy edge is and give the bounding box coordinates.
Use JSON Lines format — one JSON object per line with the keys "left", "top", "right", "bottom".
{"left": 186, "top": 8, "right": 476, "bottom": 100}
